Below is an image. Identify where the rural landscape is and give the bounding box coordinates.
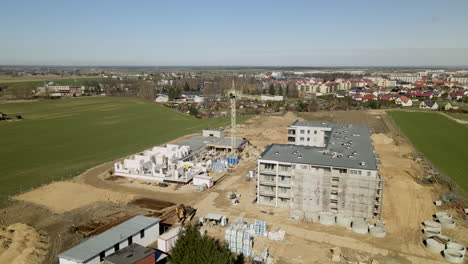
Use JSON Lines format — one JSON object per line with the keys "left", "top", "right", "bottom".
{"left": 1, "top": 0, "right": 468, "bottom": 264}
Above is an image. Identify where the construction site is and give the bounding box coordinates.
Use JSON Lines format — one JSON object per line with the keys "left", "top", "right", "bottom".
{"left": 258, "top": 121, "right": 383, "bottom": 220}
{"left": 0, "top": 109, "right": 467, "bottom": 264}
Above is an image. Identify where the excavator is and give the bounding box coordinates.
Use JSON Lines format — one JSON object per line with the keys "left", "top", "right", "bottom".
{"left": 175, "top": 204, "right": 197, "bottom": 224}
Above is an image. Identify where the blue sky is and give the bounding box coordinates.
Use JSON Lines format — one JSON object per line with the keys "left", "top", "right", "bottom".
{"left": 1, "top": 0, "right": 468, "bottom": 66}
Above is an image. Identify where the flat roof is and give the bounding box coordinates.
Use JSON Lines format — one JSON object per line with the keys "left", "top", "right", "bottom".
{"left": 104, "top": 243, "right": 155, "bottom": 264}
{"left": 176, "top": 136, "right": 245, "bottom": 152}
{"left": 58, "top": 216, "right": 160, "bottom": 263}
{"left": 289, "top": 120, "right": 333, "bottom": 128}
{"left": 260, "top": 122, "right": 378, "bottom": 170}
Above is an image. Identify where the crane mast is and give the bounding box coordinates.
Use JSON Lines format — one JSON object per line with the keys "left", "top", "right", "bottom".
{"left": 230, "top": 80, "right": 236, "bottom": 157}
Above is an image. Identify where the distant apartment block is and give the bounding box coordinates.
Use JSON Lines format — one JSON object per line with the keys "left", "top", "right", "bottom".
{"left": 389, "top": 75, "right": 421, "bottom": 83}
{"left": 448, "top": 76, "right": 468, "bottom": 84}
{"left": 257, "top": 121, "right": 383, "bottom": 219}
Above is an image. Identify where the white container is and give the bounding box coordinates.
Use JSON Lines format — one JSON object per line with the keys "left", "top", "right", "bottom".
{"left": 423, "top": 220, "right": 442, "bottom": 231}
{"left": 336, "top": 213, "right": 352, "bottom": 227}
{"left": 351, "top": 218, "right": 368, "bottom": 234}
{"left": 423, "top": 228, "right": 441, "bottom": 238}
{"left": 439, "top": 218, "right": 456, "bottom": 229}
{"left": 446, "top": 242, "right": 466, "bottom": 255}
{"left": 443, "top": 249, "right": 465, "bottom": 263}
{"left": 319, "top": 212, "right": 335, "bottom": 225}
{"left": 433, "top": 234, "right": 452, "bottom": 244}
{"left": 426, "top": 238, "right": 446, "bottom": 253}
{"left": 369, "top": 223, "right": 386, "bottom": 238}
{"left": 157, "top": 227, "right": 182, "bottom": 253}
{"left": 435, "top": 212, "right": 452, "bottom": 221}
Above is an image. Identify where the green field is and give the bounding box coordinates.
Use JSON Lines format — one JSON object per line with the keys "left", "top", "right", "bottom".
{"left": 0, "top": 77, "right": 104, "bottom": 97}
{"left": 0, "top": 97, "right": 248, "bottom": 206}
{"left": 388, "top": 111, "right": 468, "bottom": 191}
{"left": 447, "top": 112, "right": 468, "bottom": 121}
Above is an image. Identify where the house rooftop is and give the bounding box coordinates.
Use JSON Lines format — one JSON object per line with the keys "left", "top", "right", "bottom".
{"left": 261, "top": 122, "right": 378, "bottom": 170}
{"left": 104, "top": 243, "right": 155, "bottom": 264}
{"left": 58, "top": 216, "right": 160, "bottom": 263}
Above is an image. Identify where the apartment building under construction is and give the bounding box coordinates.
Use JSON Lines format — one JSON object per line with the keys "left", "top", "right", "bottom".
{"left": 256, "top": 120, "right": 383, "bottom": 219}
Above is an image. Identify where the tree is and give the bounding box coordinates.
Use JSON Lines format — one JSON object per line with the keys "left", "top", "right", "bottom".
{"left": 188, "top": 105, "right": 199, "bottom": 116}
{"left": 184, "top": 81, "right": 191, "bottom": 91}
{"left": 269, "top": 83, "right": 275, "bottom": 95}
{"left": 169, "top": 224, "right": 244, "bottom": 264}
{"left": 278, "top": 86, "right": 283, "bottom": 96}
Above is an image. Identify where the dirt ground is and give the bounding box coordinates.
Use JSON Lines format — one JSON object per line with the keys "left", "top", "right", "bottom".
{"left": 0, "top": 110, "right": 466, "bottom": 264}
{"left": 0, "top": 223, "right": 48, "bottom": 264}
{"left": 14, "top": 182, "right": 134, "bottom": 214}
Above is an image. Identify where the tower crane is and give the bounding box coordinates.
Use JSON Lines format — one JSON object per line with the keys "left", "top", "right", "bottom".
{"left": 230, "top": 80, "right": 237, "bottom": 157}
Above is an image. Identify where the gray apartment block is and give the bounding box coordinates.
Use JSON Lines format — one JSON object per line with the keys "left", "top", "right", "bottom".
{"left": 257, "top": 121, "right": 383, "bottom": 219}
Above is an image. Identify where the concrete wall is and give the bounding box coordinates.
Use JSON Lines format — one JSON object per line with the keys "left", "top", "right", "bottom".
{"left": 203, "top": 129, "right": 224, "bottom": 138}
{"left": 288, "top": 125, "right": 331, "bottom": 147}
{"left": 257, "top": 159, "right": 382, "bottom": 219}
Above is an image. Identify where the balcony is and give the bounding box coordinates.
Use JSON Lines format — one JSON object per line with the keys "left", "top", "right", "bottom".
{"left": 277, "top": 181, "right": 291, "bottom": 187}
{"left": 259, "top": 180, "right": 276, "bottom": 186}
{"left": 259, "top": 190, "right": 275, "bottom": 197}
{"left": 259, "top": 170, "right": 276, "bottom": 175}
{"left": 277, "top": 192, "right": 291, "bottom": 198}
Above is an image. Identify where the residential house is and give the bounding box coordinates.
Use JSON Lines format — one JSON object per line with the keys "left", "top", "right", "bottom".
{"left": 155, "top": 94, "right": 169, "bottom": 103}
{"left": 395, "top": 96, "right": 412, "bottom": 107}
{"left": 419, "top": 100, "right": 438, "bottom": 110}
{"left": 444, "top": 103, "right": 459, "bottom": 111}
{"left": 362, "top": 94, "right": 377, "bottom": 102}
{"left": 448, "top": 90, "right": 466, "bottom": 101}
{"left": 182, "top": 91, "right": 204, "bottom": 103}
{"left": 379, "top": 94, "right": 393, "bottom": 101}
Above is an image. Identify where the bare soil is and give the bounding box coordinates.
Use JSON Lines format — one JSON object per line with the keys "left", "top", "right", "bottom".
{"left": 130, "top": 198, "right": 175, "bottom": 211}
{"left": 14, "top": 182, "right": 134, "bottom": 214}
{"left": 0, "top": 110, "right": 466, "bottom": 264}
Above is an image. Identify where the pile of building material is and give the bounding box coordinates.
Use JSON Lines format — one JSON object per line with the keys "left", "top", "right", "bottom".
{"left": 254, "top": 219, "right": 267, "bottom": 237}
{"left": 267, "top": 230, "right": 285, "bottom": 241}
{"left": 201, "top": 213, "right": 228, "bottom": 227}
{"left": 422, "top": 212, "right": 465, "bottom": 263}
{"left": 225, "top": 226, "right": 253, "bottom": 256}
{"left": 293, "top": 210, "right": 386, "bottom": 237}
{"left": 223, "top": 218, "right": 270, "bottom": 257}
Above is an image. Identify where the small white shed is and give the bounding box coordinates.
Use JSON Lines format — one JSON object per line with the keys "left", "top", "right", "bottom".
{"left": 193, "top": 174, "right": 213, "bottom": 188}
{"left": 157, "top": 227, "right": 182, "bottom": 253}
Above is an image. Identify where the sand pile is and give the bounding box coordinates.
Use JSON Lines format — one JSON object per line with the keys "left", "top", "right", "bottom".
{"left": 0, "top": 223, "right": 48, "bottom": 264}
{"left": 371, "top": 133, "right": 394, "bottom": 145}
{"left": 15, "top": 181, "right": 134, "bottom": 213}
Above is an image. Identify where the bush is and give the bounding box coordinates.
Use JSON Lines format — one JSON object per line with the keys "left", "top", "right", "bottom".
{"left": 169, "top": 224, "right": 244, "bottom": 264}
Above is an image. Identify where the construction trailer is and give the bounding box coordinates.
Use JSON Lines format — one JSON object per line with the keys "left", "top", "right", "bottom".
{"left": 257, "top": 121, "right": 383, "bottom": 219}
{"left": 157, "top": 227, "right": 182, "bottom": 253}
